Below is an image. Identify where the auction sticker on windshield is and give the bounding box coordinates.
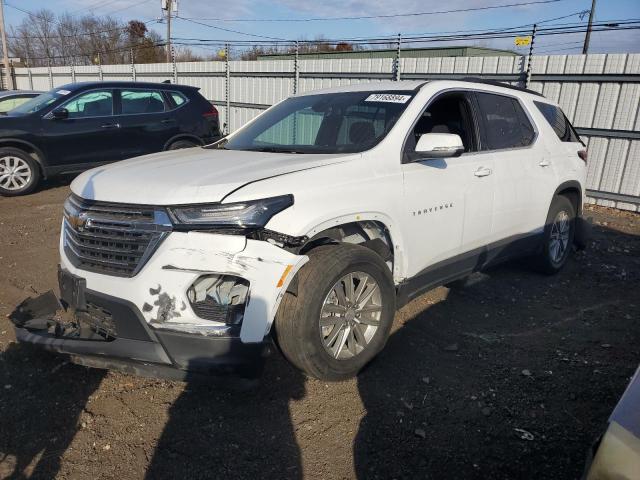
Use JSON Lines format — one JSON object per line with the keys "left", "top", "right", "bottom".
{"left": 365, "top": 93, "right": 411, "bottom": 103}
{"left": 56, "top": 90, "right": 71, "bottom": 95}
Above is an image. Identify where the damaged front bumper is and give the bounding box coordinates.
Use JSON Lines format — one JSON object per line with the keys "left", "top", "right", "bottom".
{"left": 11, "top": 231, "right": 308, "bottom": 378}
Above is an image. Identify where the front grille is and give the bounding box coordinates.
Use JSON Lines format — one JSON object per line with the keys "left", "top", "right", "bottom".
{"left": 63, "top": 195, "right": 171, "bottom": 277}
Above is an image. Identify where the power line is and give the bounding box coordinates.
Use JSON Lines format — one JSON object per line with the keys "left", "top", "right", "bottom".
{"left": 175, "top": 16, "right": 288, "bottom": 41}
{"left": 102, "top": 0, "right": 155, "bottom": 17}
{"left": 4, "top": 3, "right": 159, "bottom": 38}
{"left": 170, "top": 20, "right": 640, "bottom": 47}
{"left": 178, "top": 0, "right": 568, "bottom": 22}
{"left": 69, "top": 0, "right": 125, "bottom": 15}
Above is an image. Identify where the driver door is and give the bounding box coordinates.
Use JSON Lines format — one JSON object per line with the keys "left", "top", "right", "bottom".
{"left": 41, "top": 89, "right": 123, "bottom": 168}
{"left": 400, "top": 90, "right": 494, "bottom": 284}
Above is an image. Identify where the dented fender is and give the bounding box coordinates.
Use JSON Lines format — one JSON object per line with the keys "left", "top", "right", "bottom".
{"left": 59, "top": 231, "right": 308, "bottom": 343}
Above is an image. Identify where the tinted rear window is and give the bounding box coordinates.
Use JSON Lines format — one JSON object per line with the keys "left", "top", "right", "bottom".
{"left": 534, "top": 101, "right": 581, "bottom": 143}
{"left": 121, "top": 90, "right": 166, "bottom": 114}
{"left": 476, "top": 92, "right": 535, "bottom": 150}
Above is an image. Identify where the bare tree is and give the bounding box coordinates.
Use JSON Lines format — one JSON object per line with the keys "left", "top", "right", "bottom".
{"left": 8, "top": 10, "right": 164, "bottom": 66}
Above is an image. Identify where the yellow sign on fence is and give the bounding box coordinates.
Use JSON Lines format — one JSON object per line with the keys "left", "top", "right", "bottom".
{"left": 515, "top": 36, "right": 532, "bottom": 47}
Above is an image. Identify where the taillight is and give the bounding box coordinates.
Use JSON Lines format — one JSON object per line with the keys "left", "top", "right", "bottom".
{"left": 578, "top": 149, "right": 587, "bottom": 163}
{"left": 203, "top": 103, "right": 218, "bottom": 118}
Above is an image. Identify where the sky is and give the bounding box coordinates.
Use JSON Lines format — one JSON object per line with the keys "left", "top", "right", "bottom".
{"left": 4, "top": 0, "right": 640, "bottom": 57}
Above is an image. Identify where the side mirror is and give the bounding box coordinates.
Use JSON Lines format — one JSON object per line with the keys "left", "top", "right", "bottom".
{"left": 414, "top": 133, "right": 464, "bottom": 159}
{"left": 50, "top": 108, "right": 69, "bottom": 120}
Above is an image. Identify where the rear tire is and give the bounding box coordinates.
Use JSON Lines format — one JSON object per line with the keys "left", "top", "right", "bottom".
{"left": 0, "top": 147, "right": 41, "bottom": 197}
{"left": 167, "top": 139, "right": 200, "bottom": 150}
{"left": 274, "top": 244, "right": 396, "bottom": 381}
{"left": 533, "top": 195, "right": 576, "bottom": 274}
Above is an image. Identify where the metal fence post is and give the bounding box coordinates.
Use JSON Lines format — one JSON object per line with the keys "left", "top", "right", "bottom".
{"left": 294, "top": 41, "right": 299, "bottom": 95}
{"left": 98, "top": 53, "right": 103, "bottom": 81}
{"left": 27, "top": 65, "right": 33, "bottom": 90}
{"left": 70, "top": 59, "right": 76, "bottom": 83}
{"left": 47, "top": 58, "right": 53, "bottom": 89}
{"left": 225, "top": 43, "right": 230, "bottom": 135}
{"left": 172, "top": 46, "right": 177, "bottom": 84}
{"left": 393, "top": 33, "right": 402, "bottom": 81}
{"left": 131, "top": 49, "right": 136, "bottom": 82}
{"left": 525, "top": 24, "right": 537, "bottom": 88}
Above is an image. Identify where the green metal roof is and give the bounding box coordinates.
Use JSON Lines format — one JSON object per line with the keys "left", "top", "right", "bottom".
{"left": 257, "top": 46, "right": 518, "bottom": 61}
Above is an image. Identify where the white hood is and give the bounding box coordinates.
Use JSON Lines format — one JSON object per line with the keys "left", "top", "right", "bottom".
{"left": 70, "top": 147, "right": 350, "bottom": 204}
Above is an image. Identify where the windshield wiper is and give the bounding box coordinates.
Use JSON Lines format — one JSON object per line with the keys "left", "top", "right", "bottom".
{"left": 246, "top": 146, "right": 305, "bottom": 154}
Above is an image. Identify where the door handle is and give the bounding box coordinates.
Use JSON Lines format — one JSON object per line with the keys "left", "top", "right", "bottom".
{"left": 539, "top": 159, "right": 551, "bottom": 167}
{"left": 100, "top": 123, "right": 120, "bottom": 129}
{"left": 161, "top": 118, "right": 176, "bottom": 124}
{"left": 474, "top": 166, "right": 492, "bottom": 177}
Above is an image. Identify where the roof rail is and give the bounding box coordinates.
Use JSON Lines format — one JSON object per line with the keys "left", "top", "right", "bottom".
{"left": 460, "top": 77, "right": 544, "bottom": 97}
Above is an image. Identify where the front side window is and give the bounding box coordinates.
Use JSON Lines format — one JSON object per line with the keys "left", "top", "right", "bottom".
{"left": 407, "top": 92, "right": 478, "bottom": 157}
{"left": 63, "top": 90, "right": 113, "bottom": 118}
{"left": 534, "top": 101, "right": 581, "bottom": 143}
{"left": 476, "top": 92, "right": 535, "bottom": 150}
{"left": 120, "top": 90, "right": 166, "bottom": 114}
{"left": 9, "top": 90, "right": 65, "bottom": 115}
{"left": 220, "top": 91, "right": 415, "bottom": 154}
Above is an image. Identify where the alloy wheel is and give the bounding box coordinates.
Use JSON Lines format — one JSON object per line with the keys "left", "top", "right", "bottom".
{"left": 0, "top": 156, "right": 32, "bottom": 191}
{"left": 549, "top": 210, "right": 571, "bottom": 264}
{"left": 319, "top": 271, "right": 382, "bottom": 360}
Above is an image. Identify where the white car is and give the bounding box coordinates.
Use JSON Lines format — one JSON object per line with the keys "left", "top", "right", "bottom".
{"left": 13, "top": 80, "right": 590, "bottom": 380}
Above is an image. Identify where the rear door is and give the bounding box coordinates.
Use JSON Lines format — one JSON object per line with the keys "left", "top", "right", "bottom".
{"left": 41, "top": 89, "right": 122, "bottom": 167}
{"left": 533, "top": 100, "right": 585, "bottom": 168}
{"left": 471, "top": 92, "right": 555, "bottom": 258}
{"left": 400, "top": 90, "right": 495, "bottom": 281}
{"left": 115, "top": 88, "right": 179, "bottom": 158}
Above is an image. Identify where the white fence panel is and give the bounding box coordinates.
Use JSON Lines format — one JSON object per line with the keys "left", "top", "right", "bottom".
{"left": 8, "top": 53, "right": 640, "bottom": 211}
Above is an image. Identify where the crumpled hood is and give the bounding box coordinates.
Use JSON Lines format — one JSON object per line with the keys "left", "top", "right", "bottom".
{"left": 70, "top": 147, "right": 351, "bottom": 204}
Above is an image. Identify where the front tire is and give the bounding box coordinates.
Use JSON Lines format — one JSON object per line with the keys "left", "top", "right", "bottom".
{"left": 274, "top": 244, "right": 396, "bottom": 381}
{"left": 534, "top": 195, "right": 576, "bottom": 274}
{"left": 0, "top": 148, "right": 41, "bottom": 197}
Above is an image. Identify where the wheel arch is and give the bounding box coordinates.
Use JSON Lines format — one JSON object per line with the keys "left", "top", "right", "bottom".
{"left": 297, "top": 215, "right": 405, "bottom": 283}
{"left": 163, "top": 134, "right": 204, "bottom": 150}
{"left": 554, "top": 180, "right": 583, "bottom": 216}
{"left": 0, "top": 139, "right": 48, "bottom": 177}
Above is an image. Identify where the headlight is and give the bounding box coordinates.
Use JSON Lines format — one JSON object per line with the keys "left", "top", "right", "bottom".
{"left": 168, "top": 195, "right": 293, "bottom": 230}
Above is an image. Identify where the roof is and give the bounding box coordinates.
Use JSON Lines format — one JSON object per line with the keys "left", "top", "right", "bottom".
{"left": 297, "top": 80, "right": 427, "bottom": 96}
{"left": 55, "top": 81, "right": 199, "bottom": 92}
{"left": 0, "top": 89, "right": 42, "bottom": 97}
{"left": 297, "top": 79, "right": 544, "bottom": 100}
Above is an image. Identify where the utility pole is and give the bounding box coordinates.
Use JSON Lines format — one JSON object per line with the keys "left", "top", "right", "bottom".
{"left": 165, "top": 0, "right": 172, "bottom": 63}
{"left": 582, "top": 0, "right": 596, "bottom": 54}
{"left": 0, "top": 0, "right": 13, "bottom": 90}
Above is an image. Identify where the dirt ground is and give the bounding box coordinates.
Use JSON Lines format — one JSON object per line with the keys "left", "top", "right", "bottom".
{"left": 1, "top": 181, "right": 639, "bottom": 480}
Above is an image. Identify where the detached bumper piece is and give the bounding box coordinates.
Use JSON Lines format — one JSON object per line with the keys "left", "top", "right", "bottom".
{"left": 10, "top": 280, "right": 267, "bottom": 380}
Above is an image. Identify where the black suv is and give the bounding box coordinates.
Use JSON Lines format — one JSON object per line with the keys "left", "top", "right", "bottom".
{"left": 0, "top": 81, "right": 221, "bottom": 196}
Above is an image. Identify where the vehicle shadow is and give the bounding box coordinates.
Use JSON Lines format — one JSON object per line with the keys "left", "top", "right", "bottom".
{"left": 144, "top": 352, "right": 306, "bottom": 480}
{"left": 353, "top": 224, "right": 640, "bottom": 479}
{"left": 0, "top": 343, "right": 105, "bottom": 479}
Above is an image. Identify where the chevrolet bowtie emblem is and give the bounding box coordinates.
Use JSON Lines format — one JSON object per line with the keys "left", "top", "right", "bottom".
{"left": 68, "top": 212, "right": 91, "bottom": 232}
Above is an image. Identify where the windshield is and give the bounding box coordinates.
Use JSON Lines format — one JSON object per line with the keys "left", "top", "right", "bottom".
{"left": 8, "top": 89, "right": 69, "bottom": 115}
{"left": 219, "top": 91, "right": 415, "bottom": 154}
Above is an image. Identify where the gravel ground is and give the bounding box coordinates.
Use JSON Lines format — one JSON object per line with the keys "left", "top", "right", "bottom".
{"left": 0, "top": 183, "right": 639, "bottom": 480}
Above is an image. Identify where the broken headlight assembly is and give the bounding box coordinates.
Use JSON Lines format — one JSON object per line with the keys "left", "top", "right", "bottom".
{"left": 168, "top": 195, "right": 293, "bottom": 231}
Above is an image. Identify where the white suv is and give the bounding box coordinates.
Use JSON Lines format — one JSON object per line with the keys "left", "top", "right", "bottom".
{"left": 14, "top": 80, "right": 590, "bottom": 380}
